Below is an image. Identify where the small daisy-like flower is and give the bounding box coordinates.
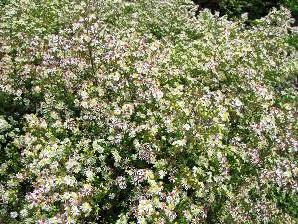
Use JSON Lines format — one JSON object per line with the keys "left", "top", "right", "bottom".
{"left": 81, "top": 202, "right": 92, "bottom": 214}
{"left": 10, "top": 211, "right": 18, "bottom": 219}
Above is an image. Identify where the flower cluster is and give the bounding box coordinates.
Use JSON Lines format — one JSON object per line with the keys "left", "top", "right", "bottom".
{"left": 0, "top": 0, "right": 297, "bottom": 223}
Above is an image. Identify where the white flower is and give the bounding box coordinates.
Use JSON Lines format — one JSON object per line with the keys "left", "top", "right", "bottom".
{"left": 85, "top": 169, "right": 95, "bottom": 181}
{"left": 80, "top": 90, "right": 89, "bottom": 100}
{"left": 92, "top": 140, "right": 104, "bottom": 153}
{"left": 116, "top": 176, "right": 127, "bottom": 189}
{"left": 158, "top": 170, "right": 166, "bottom": 179}
{"left": 183, "top": 124, "right": 191, "bottom": 131}
{"left": 34, "top": 85, "right": 41, "bottom": 93}
{"left": 20, "top": 209, "right": 28, "bottom": 218}
{"left": 112, "top": 150, "right": 121, "bottom": 163}
{"left": 172, "top": 139, "right": 187, "bottom": 147}
{"left": 10, "top": 211, "right": 18, "bottom": 219}
{"left": 138, "top": 199, "right": 154, "bottom": 216}
{"left": 232, "top": 98, "right": 243, "bottom": 108}
{"left": 116, "top": 213, "right": 128, "bottom": 224}
{"left": 63, "top": 175, "right": 77, "bottom": 186}
{"left": 81, "top": 202, "right": 92, "bottom": 214}
{"left": 0, "top": 117, "right": 10, "bottom": 133}
{"left": 152, "top": 89, "right": 164, "bottom": 101}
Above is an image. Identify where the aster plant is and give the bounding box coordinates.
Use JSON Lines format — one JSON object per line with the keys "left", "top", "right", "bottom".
{"left": 0, "top": 0, "right": 297, "bottom": 223}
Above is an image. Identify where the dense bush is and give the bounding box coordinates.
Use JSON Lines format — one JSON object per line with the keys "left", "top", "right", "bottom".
{"left": 0, "top": 0, "right": 297, "bottom": 223}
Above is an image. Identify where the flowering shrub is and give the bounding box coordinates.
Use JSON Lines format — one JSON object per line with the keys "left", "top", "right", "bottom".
{"left": 0, "top": 0, "right": 297, "bottom": 223}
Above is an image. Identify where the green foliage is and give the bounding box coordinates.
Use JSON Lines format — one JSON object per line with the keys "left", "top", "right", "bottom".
{"left": 194, "top": 0, "right": 298, "bottom": 22}
{"left": 284, "top": 0, "right": 298, "bottom": 18}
